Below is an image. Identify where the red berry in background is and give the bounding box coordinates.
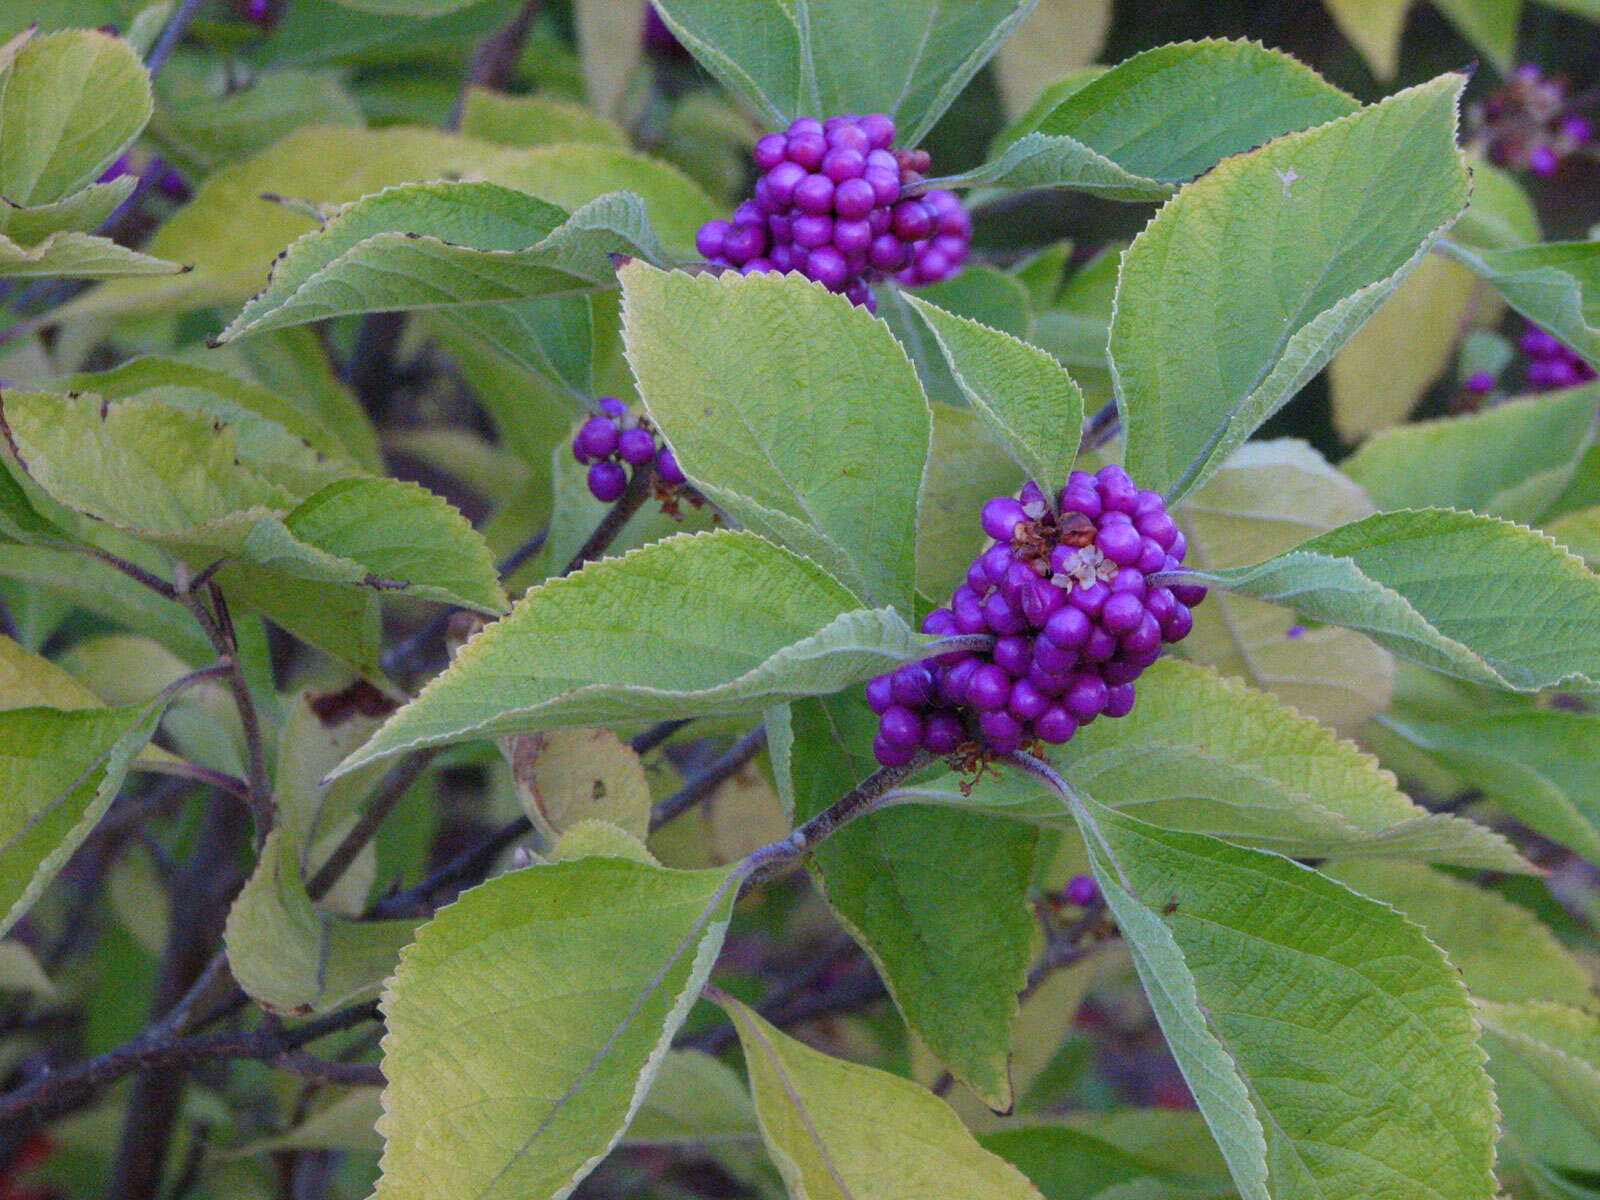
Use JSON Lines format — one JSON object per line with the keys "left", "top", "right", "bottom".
{"left": 865, "top": 466, "right": 1205, "bottom": 765}
{"left": 695, "top": 114, "right": 971, "bottom": 308}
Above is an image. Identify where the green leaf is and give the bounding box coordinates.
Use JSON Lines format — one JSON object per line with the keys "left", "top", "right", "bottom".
{"left": 719, "top": 993, "right": 1048, "bottom": 1200}
{"left": 1344, "top": 385, "right": 1600, "bottom": 522}
{"left": 0, "top": 701, "right": 165, "bottom": 936}
{"left": 621, "top": 263, "right": 931, "bottom": 613}
{"left": 1477, "top": 1001, "right": 1600, "bottom": 1144}
{"left": 1378, "top": 707, "right": 1600, "bottom": 866}
{"left": 503, "top": 726, "right": 653, "bottom": 843}
{"left": 900, "top": 659, "right": 1529, "bottom": 872}
{"left": 1194, "top": 507, "right": 1600, "bottom": 692}
{"left": 1113, "top": 74, "right": 1471, "bottom": 502}
{"left": 792, "top": 694, "right": 1039, "bottom": 1110}
{"left": 915, "top": 403, "right": 1023, "bottom": 601}
{"left": 224, "top": 827, "right": 418, "bottom": 1015}
{"left": 272, "top": 476, "right": 508, "bottom": 614}
{"left": 573, "top": 0, "right": 648, "bottom": 119}
{"left": 0, "top": 175, "right": 133, "bottom": 242}
{"left": 459, "top": 87, "right": 627, "bottom": 148}
{"left": 1175, "top": 440, "right": 1394, "bottom": 731}
{"left": 1433, "top": 0, "right": 1522, "bottom": 73}
{"left": 59, "top": 128, "right": 716, "bottom": 324}
{"left": 149, "top": 70, "right": 364, "bottom": 175}
{"left": 982, "top": 1112, "right": 1236, "bottom": 1200}
{"left": 216, "top": 181, "right": 666, "bottom": 344}
{"left": 1321, "top": 0, "right": 1411, "bottom": 79}
{"left": 651, "top": 0, "right": 1036, "bottom": 145}
{"left": 1329, "top": 255, "right": 1480, "bottom": 443}
{"left": 49, "top": 356, "right": 364, "bottom": 471}
{"left": 1443, "top": 240, "right": 1600, "bottom": 369}
{"left": 1072, "top": 795, "right": 1498, "bottom": 1200}
{"left": 902, "top": 295, "right": 1083, "bottom": 494}
{"left": 0, "top": 635, "right": 102, "bottom": 710}
{"left": 1323, "top": 860, "right": 1593, "bottom": 1007}
{"left": 0, "top": 229, "right": 183, "bottom": 278}
{"left": 1551, "top": 506, "right": 1600, "bottom": 567}
{"left": 623, "top": 1049, "right": 760, "bottom": 1148}
{"left": 332, "top": 530, "right": 924, "bottom": 776}
{"left": 373, "top": 856, "right": 737, "bottom": 1200}
{"left": 0, "top": 29, "right": 151, "bottom": 206}
{"left": 957, "top": 39, "right": 1359, "bottom": 199}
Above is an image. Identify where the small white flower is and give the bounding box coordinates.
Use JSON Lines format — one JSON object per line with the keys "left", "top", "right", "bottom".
{"left": 1051, "top": 544, "right": 1112, "bottom": 589}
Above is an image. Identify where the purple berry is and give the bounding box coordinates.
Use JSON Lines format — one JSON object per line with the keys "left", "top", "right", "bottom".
{"left": 1043, "top": 606, "right": 1092, "bottom": 649}
{"left": 993, "top": 635, "right": 1033, "bottom": 676}
{"left": 1161, "top": 603, "right": 1194, "bottom": 643}
{"left": 1020, "top": 577, "right": 1066, "bottom": 626}
{"left": 1172, "top": 582, "right": 1208, "bottom": 607}
{"left": 1096, "top": 522, "right": 1144, "bottom": 568}
{"left": 1068, "top": 581, "right": 1110, "bottom": 618}
{"left": 788, "top": 133, "right": 827, "bottom": 171}
{"left": 952, "top": 588, "right": 986, "bottom": 635}
{"left": 940, "top": 657, "right": 980, "bottom": 706}
{"left": 1036, "top": 704, "right": 1078, "bottom": 745}
{"left": 822, "top": 147, "right": 866, "bottom": 182}
{"left": 890, "top": 664, "right": 937, "bottom": 709}
{"left": 922, "top": 608, "right": 958, "bottom": 637}
{"left": 1561, "top": 115, "right": 1591, "bottom": 144}
{"left": 859, "top": 113, "right": 896, "bottom": 149}
{"left": 1082, "top": 627, "right": 1118, "bottom": 663}
{"left": 573, "top": 416, "right": 619, "bottom": 463}
{"left": 880, "top": 706, "right": 925, "bottom": 750}
{"left": 657, "top": 448, "right": 686, "bottom": 486}
{"left": 866, "top": 674, "right": 895, "bottom": 714}
{"left": 598, "top": 396, "right": 628, "bottom": 418}
{"left": 981, "top": 497, "right": 1028, "bottom": 542}
{"left": 923, "top": 712, "right": 965, "bottom": 754}
{"left": 1465, "top": 369, "right": 1497, "bottom": 394}
{"left": 834, "top": 177, "right": 876, "bottom": 221}
{"left": 587, "top": 461, "right": 627, "bottom": 503}
{"left": 1100, "top": 592, "right": 1145, "bottom": 636}
{"left": 1032, "top": 638, "right": 1077, "bottom": 674}
{"left": 1065, "top": 874, "right": 1099, "bottom": 907}
{"left": 982, "top": 590, "right": 1027, "bottom": 636}
{"left": 1529, "top": 144, "right": 1560, "bottom": 176}
{"left": 1120, "top": 613, "right": 1163, "bottom": 658}
{"left": 873, "top": 733, "right": 917, "bottom": 767}
{"left": 968, "top": 664, "right": 1012, "bottom": 711}
{"left": 1102, "top": 660, "right": 1142, "bottom": 686}
{"left": 978, "top": 711, "right": 1024, "bottom": 754}
{"left": 1065, "top": 674, "right": 1108, "bottom": 723}
{"left": 1008, "top": 679, "right": 1049, "bottom": 722}
{"left": 754, "top": 133, "right": 788, "bottom": 171}
{"left": 794, "top": 174, "right": 835, "bottom": 214}
{"left": 1104, "top": 683, "right": 1137, "bottom": 718}
{"left": 793, "top": 214, "right": 834, "bottom": 249}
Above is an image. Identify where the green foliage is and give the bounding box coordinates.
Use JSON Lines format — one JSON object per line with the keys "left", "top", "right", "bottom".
{"left": 1074, "top": 793, "right": 1499, "bottom": 1200}
{"left": 962, "top": 39, "right": 1358, "bottom": 199}
{"left": 1114, "top": 75, "right": 1471, "bottom": 502}
{"left": 621, "top": 262, "right": 930, "bottom": 613}
{"left": 375, "top": 855, "right": 737, "bottom": 1200}
{"left": 4, "top": 7, "right": 1600, "bottom": 1198}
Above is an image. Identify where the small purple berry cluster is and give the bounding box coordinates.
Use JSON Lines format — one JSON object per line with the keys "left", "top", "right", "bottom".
{"left": 1521, "top": 324, "right": 1597, "bottom": 391}
{"left": 1472, "top": 64, "right": 1592, "bottom": 177}
{"left": 867, "top": 465, "right": 1205, "bottom": 767}
{"left": 694, "top": 114, "right": 971, "bottom": 311}
{"left": 571, "top": 397, "right": 686, "bottom": 502}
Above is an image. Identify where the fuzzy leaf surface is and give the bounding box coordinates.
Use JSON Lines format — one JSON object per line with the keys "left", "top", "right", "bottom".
{"left": 335, "top": 531, "right": 925, "bottom": 775}
{"left": 621, "top": 263, "right": 930, "bottom": 613}
{"left": 721, "top": 994, "right": 1047, "bottom": 1199}
{"left": 958, "top": 39, "right": 1358, "bottom": 199}
{"left": 1074, "top": 796, "right": 1499, "bottom": 1200}
{"left": 1113, "top": 75, "right": 1471, "bottom": 501}
{"left": 1194, "top": 507, "right": 1600, "bottom": 692}
{"left": 373, "top": 857, "right": 736, "bottom": 1200}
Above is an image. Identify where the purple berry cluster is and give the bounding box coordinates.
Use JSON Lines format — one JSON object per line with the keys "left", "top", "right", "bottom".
{"left": 571, "top": 397, "right": 686, "bottom": 502}
{"left": 694, "top": 114, "right": 971, "bottom": 310}
{"left": 1521, "top": 324, "right": 1597, "bottom": 391}
{"left": 1472, "top": 64, "right": 1592, "bottom": 177}
{"left": 866, "top": 465, "right": 1205, "bottom": 767}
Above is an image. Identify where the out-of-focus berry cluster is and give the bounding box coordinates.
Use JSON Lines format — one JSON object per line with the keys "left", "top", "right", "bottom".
{"left": 1470, "top": 64, "right": 1592, "bottom": 177}
{"left": 1520, "top": 324, "right": 1597, "bottom": 391}
{"left": 866, "top": 466, "right": 1205, "bottom": 767}
{"left": 694, "top": 114, "right": 971, "bottom": 310}
{"left": 571, "top": 397, "right": 686, "bottom": 502}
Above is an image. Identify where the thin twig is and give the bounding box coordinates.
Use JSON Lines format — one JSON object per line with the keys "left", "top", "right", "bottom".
{"left": 0, "top": 1004, "right": 380, "bottom": 1130}
{"left": 143, "top": 0, "right": 206, "bottom": 78}
{"left": 367, "top": 816, "right": 533, "bottom": 919}
{"left": 649, "top": 726, "right": 768, "bottom": 830}
{"left": 305, "top": 749, "right": 439, "bottom": 901}
{"left": 630, "top": 719, "right": 692, "bottom": 755}
{"left": 1080, "top": 401, "right": 1120, "bottom": 455}
{"left": 447, "top": 0, "right": 546, "bottom": 129}
{"left": 564, "top": 464, "right": 656, "bottom": 575}
{"left": 271, "top": 1052, "right": 384, "bottom": 1088}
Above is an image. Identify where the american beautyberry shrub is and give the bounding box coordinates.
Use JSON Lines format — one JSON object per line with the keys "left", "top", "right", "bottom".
{"left": 570, "top": 397, "right": 687, "bottom": 502}
{"left": 1469, "top": 63, "right": 1593, "bottom": 176}
{"left": 867, "top": 466, "right": 1202, "bottom": 764}
{"left": 694, "top": 113, "right": 971, "bottom": 309}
